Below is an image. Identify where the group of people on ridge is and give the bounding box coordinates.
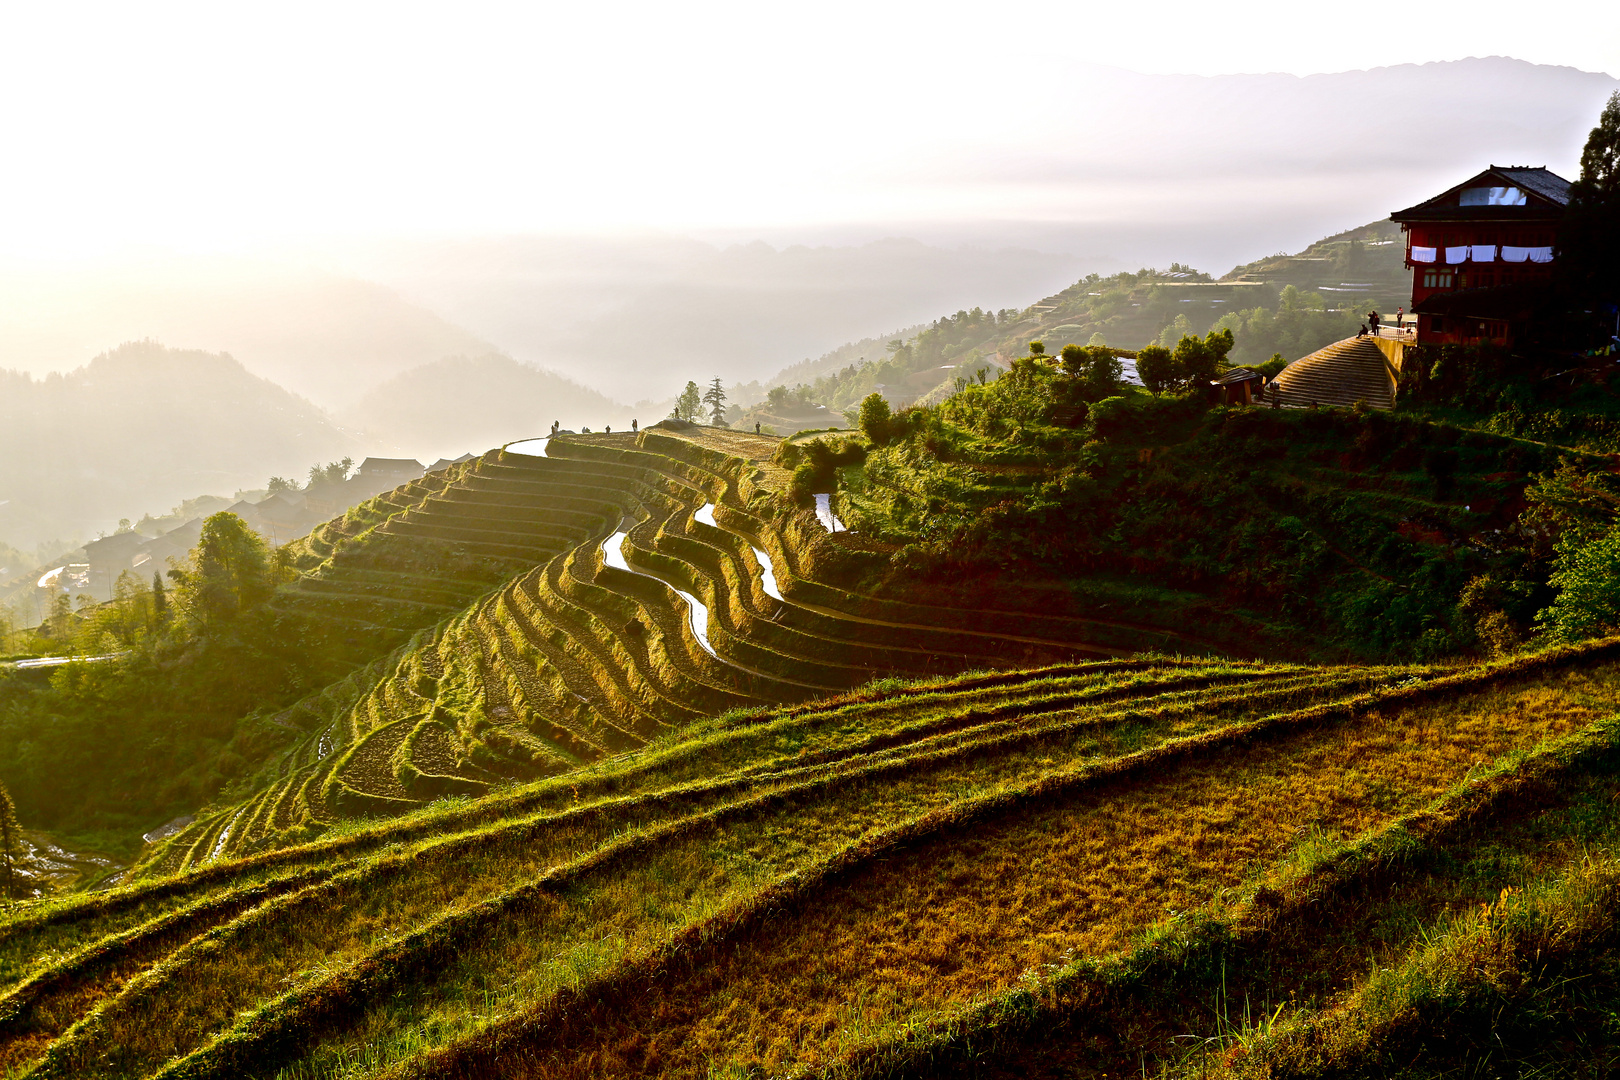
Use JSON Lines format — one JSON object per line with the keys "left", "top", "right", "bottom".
{"left": 1357, "top": 307, "right": 1407, "bottom": 338}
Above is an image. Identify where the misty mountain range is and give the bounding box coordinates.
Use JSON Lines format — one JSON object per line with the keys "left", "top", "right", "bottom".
{"left": 0, "top": 57, "right": 1615, "bottom": 553}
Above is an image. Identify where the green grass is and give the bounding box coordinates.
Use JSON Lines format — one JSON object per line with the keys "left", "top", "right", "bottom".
{"left": 2, "top": 643, "right": 1615, "bottom": 1079}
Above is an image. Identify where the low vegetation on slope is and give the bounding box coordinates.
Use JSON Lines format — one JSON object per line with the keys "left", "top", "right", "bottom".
{"left": 815, "top": 345, "right": 1620, "bottom": 662}
{"left": 0, "top": 641, "right": 1616, "bottom": 1078}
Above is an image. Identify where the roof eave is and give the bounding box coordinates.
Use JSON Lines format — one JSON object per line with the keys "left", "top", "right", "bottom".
{"left": 1390, "top": 206, "right": 1566, "bottom": 224}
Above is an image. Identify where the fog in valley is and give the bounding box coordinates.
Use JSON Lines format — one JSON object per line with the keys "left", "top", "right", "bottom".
{"left": 1, "top": 2, "right": 1617, "bottom": 590}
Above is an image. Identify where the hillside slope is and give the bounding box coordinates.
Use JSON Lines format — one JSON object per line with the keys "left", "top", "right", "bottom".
{"left": 139, "top": 427, "right": 1217, "bottom": 871}
{"left": 345, "top": 355, "right": 630, "bottom": 461}
{"left": 1, "top": 642, "right": 1616, "bottom": 1078}
{"left": 0, "top": 342, "right": 359, "bottom": 551}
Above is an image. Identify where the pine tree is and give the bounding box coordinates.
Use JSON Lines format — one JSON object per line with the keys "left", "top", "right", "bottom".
{"left": 152, "top": 570, "right": 168, "bottom": 626}
{"left": 0, "top": 780, "right": 27, "bottom": 901}
{"left": 702, "top": 378, "right": 728, "bottom": 425}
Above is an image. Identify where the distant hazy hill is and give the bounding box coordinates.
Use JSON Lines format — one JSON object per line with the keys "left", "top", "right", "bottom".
{"left": 347, "top": 354, "right": 630, "bottom": 461}
{"left": 0, "top": 260, "right": 499, "bottom": 411}
{"left": 0, "top": 342, "right": 358, "bottom": 550}
{"left": 345, "top": 235, "right": 1090, "bottom": 401}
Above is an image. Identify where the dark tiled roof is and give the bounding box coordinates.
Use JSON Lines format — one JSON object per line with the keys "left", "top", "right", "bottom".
{"left": 1392, "top": 166, "right": 1572, "bottom": 222}
{"left": 360, "top": 457, "right": 424, "bottom": 472}
{"left": 1493, "top": 166, "right": 1572, "bottom": 206}
{"left": 1214, "top": 368, "right": 1265, "bottom": 384}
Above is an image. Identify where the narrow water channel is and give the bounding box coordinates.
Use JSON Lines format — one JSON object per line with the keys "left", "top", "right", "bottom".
{"left": 814, "top": 493, "right": 845, "bottom": 532}
{"left": 601, "top": 530, "right": 720, "bottom": 658}
{"left": 693, "top": 502, "right": 784, "bottom": 601}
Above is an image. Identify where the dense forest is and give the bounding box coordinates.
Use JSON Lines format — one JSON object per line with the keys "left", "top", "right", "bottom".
{"left": 0, "top": 515, "right": 326, "bottom": 851}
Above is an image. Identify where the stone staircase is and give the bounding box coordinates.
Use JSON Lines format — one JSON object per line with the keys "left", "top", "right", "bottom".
{"left": 1269, "top": 336, "right": 1396, "bottom": 410}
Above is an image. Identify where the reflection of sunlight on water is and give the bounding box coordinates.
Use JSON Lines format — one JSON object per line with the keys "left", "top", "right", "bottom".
{"left": 814, "top": 493, "right": 845, "bottom": 532}
{"left": 505, "top": 437, "right": 549, "bottom": 457}
{"left": 209, "top": 807, "right": 245, "bottom": 862}
{"left": 10, "top": 651, "right": 127, "bottom": 670}
{"left": 602, "top": 531, "right": 718, "bottom": 657}
{"left": 602, "top": 530, "right": 631, "bottom": 571}
{"left": 694, "top": 502, "right": 782, "bottom": 602}
{"left": 751, "top": 546, "right": 784, "bottom": 601}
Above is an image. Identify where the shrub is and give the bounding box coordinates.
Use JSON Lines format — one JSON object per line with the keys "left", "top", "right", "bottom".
{"left": 1061, "top": 344, "right": 1125, "bottom": 401}
{"left": 1136, "top": 346, "right": 1176, "bottom": 396}
{"left": 1086, "top": 396, "right": 1136, "bottom": 440}
{"left": 1259, "top": 352, "right": 1289, "bottom": 379}
{"left": 859, "top": 393, "right": 893, "bottom": 446}
{"left": 1538, "top": 521, "right": 1620, "bottom": 642}
{"left": 1172, "top": 334, "right": 1218, "bottom": 390}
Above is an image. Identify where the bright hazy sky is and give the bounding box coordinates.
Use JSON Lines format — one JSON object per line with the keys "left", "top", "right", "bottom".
{"left": 2, "top": 0, "right": 1617, "bottom": 256}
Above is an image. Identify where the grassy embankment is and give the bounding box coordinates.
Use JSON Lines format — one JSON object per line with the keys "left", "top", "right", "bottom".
{"left": 0, "top": 641, "right": 1614, "bottom": 1078}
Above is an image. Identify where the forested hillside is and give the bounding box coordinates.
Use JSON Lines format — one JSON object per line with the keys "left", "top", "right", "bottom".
{"left": 770, "top": 222, "right": 1411, "bottom": 416}
{"left": 0, "top": 343, "right": 358, "bottom": 550}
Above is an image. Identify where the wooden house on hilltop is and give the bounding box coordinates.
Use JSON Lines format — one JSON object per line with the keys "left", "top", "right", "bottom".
{"left": 1391, "top": 166, "right": 1571, "bottom": 346}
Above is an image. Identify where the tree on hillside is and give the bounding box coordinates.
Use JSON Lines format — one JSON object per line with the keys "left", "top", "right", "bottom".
{"left": 1558, "top": 90, "right": 1620, "bottom": 337}
{"left": 1156, "top": 314, "right": 1193, "bottom": 350}
{"left": 703, "top": 378, "right": 728, "bottom": 425}
{"left": 1538, "top": 520, "right": 1620, "bottom": 642}
{"left": 1060, "top": 344, "right": 1124, "bottom": 400}
{"left": 266, "top": 476, "right": 298, "bottom": 494}
{"left": 169, "top": 512, "right": 275, "bottom": 633}
{"left": 1136, "top": 345, "right": 1176, "bottom": 396}
{"left": 152, "top": 571, "right": 169, "bottom": 626}
{"left": 1168, "top": 329, "right": 1234, "bottom": 393}
{"left": 0, "top": 781, "right": 27, "bottom": 901}
{"left": 1028, "top": 340, "right": 1045, "bottom": 356}
{"left": 859, "top": 392, "right": 892, "bottom": 445}
{"left": 674, "top": 381, "right": 703, "bottom": 423}
{"left": 305, "top": 458, "right": 354, "bottom": 489}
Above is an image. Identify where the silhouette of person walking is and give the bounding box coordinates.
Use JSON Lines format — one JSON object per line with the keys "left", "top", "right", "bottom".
{"left": 1368, "top": 310, "right": 1381, "bottom": 336}
{"left": 631, "top": 419, "right": 638, "bottom": 432}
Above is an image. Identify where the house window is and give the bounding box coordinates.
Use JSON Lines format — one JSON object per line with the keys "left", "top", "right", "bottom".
{"left": 1475, "top": 272, "right": 1495, "bottom": 289}
{"left": 1421, "top": 270, "right": 1454, "bottom": 289}
{"left": 1460, "top": 186, "right": 1527, "bottom": 206}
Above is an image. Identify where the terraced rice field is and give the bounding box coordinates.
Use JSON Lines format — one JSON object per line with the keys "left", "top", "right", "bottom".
{"left": 142, "top": 430, "right": 1205, "bottom": 872}
{"left": 2, "top": 641, "right": 1617, "bottom": 1078}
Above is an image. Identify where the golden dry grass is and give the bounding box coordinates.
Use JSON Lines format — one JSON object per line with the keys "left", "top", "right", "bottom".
{"left": 186, "top": 671, "right": 1369, "bottom": 1077}
{"left": 439, "top": 667, "right": 1620, "bottom": 1079}
{"left": 13, "top": 654, "right": 1616, "bottom": 1080}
